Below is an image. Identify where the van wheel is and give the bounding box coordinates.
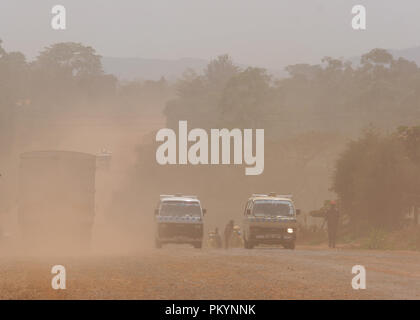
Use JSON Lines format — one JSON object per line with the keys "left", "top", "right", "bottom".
{"left": 284, "top": 242, "right": 295, "bottom": 250}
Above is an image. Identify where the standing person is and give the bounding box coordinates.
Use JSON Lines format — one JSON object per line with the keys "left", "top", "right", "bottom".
{"left": 224, "top": 220, "right": 234, "bottom": 249}
{"left": 325, "top": 200, "right": 339, "bottom": 248}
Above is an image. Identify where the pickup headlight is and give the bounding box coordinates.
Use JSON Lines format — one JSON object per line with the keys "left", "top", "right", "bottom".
{"left": 287, "top": 228, "right": 294, "bottom": 234}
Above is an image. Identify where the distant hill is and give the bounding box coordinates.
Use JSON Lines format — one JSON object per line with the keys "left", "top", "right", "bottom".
{"left": 101, "top": 57, "right": 208, "bottom": 82}
{"left": 390, "top": 46, "right": 420, "bottom": 65}
{"left": 102, "top": 56, "right": 287, "bottom": 82}
{"left": 102, "top": 47, "right": 420, "bottom": 82}
{"left": 348, "top": 46, "right": 420, "bottom": 67}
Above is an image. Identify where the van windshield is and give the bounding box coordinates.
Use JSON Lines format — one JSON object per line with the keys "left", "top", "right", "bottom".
{"left": 160, "top": 201, "right": 202, "bottom": 217}
{"left": 252, "top": 200, "right": 294, "bottom": 217}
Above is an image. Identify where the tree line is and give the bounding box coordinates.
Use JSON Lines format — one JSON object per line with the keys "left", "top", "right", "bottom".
{"left": 333, "top": 126, "right": 420, "bottom": 230}
{"left": 165, "top": 49, "right": 420, "bottom": 138}
{"left": 0, "top": 40, "right": 172, "bottom": 162}
{"left": 2, "top": 40, "right": 419, "bottom": 230}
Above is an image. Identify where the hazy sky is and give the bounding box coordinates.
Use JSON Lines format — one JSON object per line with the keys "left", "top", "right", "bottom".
{"left": 1, "top": 0, "right": 419, "bottom": 68}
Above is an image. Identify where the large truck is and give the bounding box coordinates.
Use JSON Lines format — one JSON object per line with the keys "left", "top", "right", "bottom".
{"left": 154, "top": 195, "right": 206, "bottom": 249}
{"left": 18, "top": 151, "right": 96, "bottom": 253}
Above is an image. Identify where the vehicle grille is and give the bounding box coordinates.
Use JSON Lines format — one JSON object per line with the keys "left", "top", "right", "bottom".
{"left": 158, "top": 223, "right": 203, "bottom": 238}
{"left": 250, "top": 226, "right": 287, "bottom": 236}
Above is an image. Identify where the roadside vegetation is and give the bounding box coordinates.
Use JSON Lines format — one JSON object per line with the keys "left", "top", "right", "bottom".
{"left": 1, "top": 40, "right": 419, "bottom": 250}
{"left": 297, "top": 224, "right": 420, "bottom": 251}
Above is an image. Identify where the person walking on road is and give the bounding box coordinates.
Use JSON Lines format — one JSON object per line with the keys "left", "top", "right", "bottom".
{"left": 325, "top": 201, "right": 339, "bottom": 248}
{"left": 224, "top": 220, "right": 234, "bottom": 249}
{"left": 214, "top": 227, "right": 222, "bottom": 248}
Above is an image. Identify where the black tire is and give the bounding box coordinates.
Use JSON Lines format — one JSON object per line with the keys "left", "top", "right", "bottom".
{"left": 155, "top": 240, "right": 162, "bottom": 249}
{"left": 193, "top": 242, "right": 202, "bottom": 249}
{"left": 284, "top": 241, "right": 295, "bottom": 250}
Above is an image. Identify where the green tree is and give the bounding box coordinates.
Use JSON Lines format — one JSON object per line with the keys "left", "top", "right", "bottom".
{"left": 219, "top": 67, "right": 273, "bottom": 128}
{"left": 35, "top": 42, "right": 103, "bottom": 77}
{"left": 31, "top": 42, "right": 116, "bottom": 105}
{"left": 205, "top": 54, "right": 239, "bottom": 88}
{"left": 332, "top": 128, "right": 420, "bottom": 230}
{"left": 164, "top": 54, "right": 240, "bottom": 129}
{"left": 396, "top": 126, "right": 420, "bottom": 164}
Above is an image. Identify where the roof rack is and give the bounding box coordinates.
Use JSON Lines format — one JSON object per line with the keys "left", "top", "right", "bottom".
{"left": 160, "top": 194, "right": 198, "bottom": 200}
{"left": 182, "top": 195, "right": 198, "bottom": 199}
{"left": 277, "top": 194, "right": 293, "bottom": 199}
{"left": 252, "top": 193, "right": 293, "bottom": 199}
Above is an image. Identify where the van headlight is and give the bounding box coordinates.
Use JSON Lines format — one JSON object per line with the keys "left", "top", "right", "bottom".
{"left": 287, "top": 228, "right": 294, "bottom": 234}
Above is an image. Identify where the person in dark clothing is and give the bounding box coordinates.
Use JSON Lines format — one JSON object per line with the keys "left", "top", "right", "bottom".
{"left": 325, "top": 201, "right": 339, "bottom": 248}
{"left": 224, "top": 220, "right": 234, "bottom": 249}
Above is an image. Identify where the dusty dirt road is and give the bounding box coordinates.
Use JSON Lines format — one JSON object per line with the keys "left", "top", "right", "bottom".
{"left": 0, "top": 246, "right": 418, "bottom": 300}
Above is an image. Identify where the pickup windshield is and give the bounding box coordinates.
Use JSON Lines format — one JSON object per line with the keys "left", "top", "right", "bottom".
{"left": 160, "top": 201, "right": 202, "bottom": 217}
{"left": 252, "top": 200, "right": 294, "bottom": 217}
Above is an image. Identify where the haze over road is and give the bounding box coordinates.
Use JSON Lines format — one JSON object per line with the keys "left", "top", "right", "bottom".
{"left": 0, "top": 246, "right": 418, "bottom": 299}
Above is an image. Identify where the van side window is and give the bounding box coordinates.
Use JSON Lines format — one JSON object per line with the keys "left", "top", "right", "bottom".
{"left": 244, "top": 201, "right": 253, "bottom": 216}
{"left": 244, "top": 201, "right": 250, "bottom": 216}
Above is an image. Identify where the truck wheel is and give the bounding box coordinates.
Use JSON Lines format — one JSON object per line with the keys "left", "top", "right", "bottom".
{"left": 155, "top": 240, "right": 162, "bottom": 249}
{"left": 193, "top": 242, "right": 202, "bottom": 249}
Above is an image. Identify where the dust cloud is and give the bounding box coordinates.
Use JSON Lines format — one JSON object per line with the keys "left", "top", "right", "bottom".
{"left": 1, "top": 43, "right": 419, "bottom": 259}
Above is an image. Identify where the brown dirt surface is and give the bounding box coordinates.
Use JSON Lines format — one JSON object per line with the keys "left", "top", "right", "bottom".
{"left": 0, "top": 245, "right": 418, "bottom": 300}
